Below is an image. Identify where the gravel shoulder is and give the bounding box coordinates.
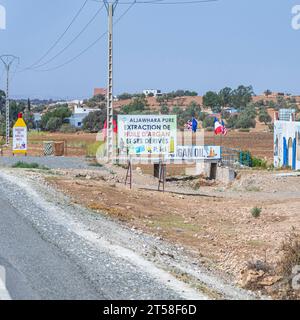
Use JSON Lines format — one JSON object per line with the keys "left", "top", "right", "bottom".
{"left": 0, "top": 168, "right": 257, "bottom": 300}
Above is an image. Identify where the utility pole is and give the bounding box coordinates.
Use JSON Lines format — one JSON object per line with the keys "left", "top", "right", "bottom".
{"left": 104, "top": 1, "right": 118, "bottom": 162}
{"left": 0, "top": 55, "right": 19, "bottom": 146}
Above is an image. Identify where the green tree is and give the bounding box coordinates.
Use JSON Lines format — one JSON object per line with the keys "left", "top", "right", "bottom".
{"left": 27, "top": 98, "right": 31, "bottom": 112}
{"left": 235, "top": 105, "right": 257, "bottom": 128}
{"left": 0, "top": 89, "right": 5, "bottom": 114}
{"left": 203, "top": 91, "right": 221, "bottom": 112}
{"left": 24, "top": 110, "right": 35, "bottom": 130}
{"left": 41, "top": 105, "right": 71, "bottom": 131}
{"left": 160, "top": 105, "right": 169, "bottom": 115}
{"left": 218, "top": 87, "right": 232, "bottom": 109}
{"left": 185, "top": 101, "right": 201, "bottom": 118}
{"left": 10, "top": 101, "right": 26, "bottom": 126}
{"left": 264, "top": 89, "right": 272, "bottom": 97}
{"left": 231, "top": 85, "right": 254, "bottom": 110}
{"left": 202, "top": 116, "right": 215, "bottom": 128}
{"left": 121, "top": 96, "right": 149, "bottom": 114}
{"left": 85, "top": 94, "right": 106, "bottom": 108}
{"left": 45, "top": 117, "right": 63, "bottom": 132}
{"left": 82, "top": 110, "right": 107, "bottom": 133}
{"left": 258, "top": 109, "right": 272, "bottom": 124}
{"left": 118, "top": 93, "right": 132, "bottom": 100}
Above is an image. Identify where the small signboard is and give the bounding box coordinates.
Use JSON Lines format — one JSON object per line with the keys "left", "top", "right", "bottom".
{"left": 118, "top": 115, "right": 177, "bottom": 157}
{"left": 13, "top": 113, "right": 27, "bottom": 155}
{"left": 173, "top": 145, "right": 221, "bottom": 160}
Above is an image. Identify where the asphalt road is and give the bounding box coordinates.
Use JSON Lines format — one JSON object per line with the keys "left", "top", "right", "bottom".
{"left": 0, "top": 172, "right": 204, "bottom": 300}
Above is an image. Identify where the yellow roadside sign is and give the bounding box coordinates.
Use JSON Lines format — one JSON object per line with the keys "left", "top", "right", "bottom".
{"left": 13, "top": 113, "right": 27, "bottom": 155}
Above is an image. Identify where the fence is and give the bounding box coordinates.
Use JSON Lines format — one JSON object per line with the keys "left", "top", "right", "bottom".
{"left": 221, "top": 147, "right": 252, "bottom": 168}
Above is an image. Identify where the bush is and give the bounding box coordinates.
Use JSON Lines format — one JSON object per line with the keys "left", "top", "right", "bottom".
{"left": 45, "top": 117, "right": 62, "bottom": 132}
{"left": 121, "top": 97, "right": 149, "bottom": 114}
{"left": 117, "top": 93, "right": 133, "bottom": 100}
{"left": 41, "top": 105, "right": 71, "bottom": 131}
{"left": 258, "top": 109, "right": 272, "bottom": 124}
{"left": 238, "top": 128, "right": 250, "bottom": 132}
{"left": 12, "top": 161, "right": 49, "bottom": 170}
{"left": 252, "top": 157, "right": 268, "bottom": 169}
{"left": 278, "top": 232, "right": 300, "bottom": 277}
{"left": 227, "top": 104, "right": 256, "bottom": 129}
{"left": 235, "top": 113, "right": 256, "bottom": 129}
{"left": 251, "top": 207, "right": 262, "bottom": 218}
{"left": 202, "top": 116, "right": 215, "bottom": 128}
{"left": 82, "top": 110, "right": 106, "bottom": 133}
{"left": 60, "top": 124, "right": 76, "bottom": 133}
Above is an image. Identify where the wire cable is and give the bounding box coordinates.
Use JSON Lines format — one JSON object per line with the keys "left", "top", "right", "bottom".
{"left": 19, "top": 0, "right": 217, "bottom": 73}
{"left": 30, "top": 3, "right": 105, "bottom": 70}
{"left": 25, "top": 0, "right": 89, "bottom": 69}
{"left": 91, "top": 0, "right": 218, "bottom": 4}
{"left": 32, "top": 1, "right": 137, "bottom": 72}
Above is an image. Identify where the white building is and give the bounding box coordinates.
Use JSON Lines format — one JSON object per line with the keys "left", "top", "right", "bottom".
{"left": 68, "top": 105, "right": 99, "bottom": 128}
{"left": 143, "top": 89, "right": 162, "bottom": 97}
{"left": 274, "top": 109, "right": 300, "bottom": 170}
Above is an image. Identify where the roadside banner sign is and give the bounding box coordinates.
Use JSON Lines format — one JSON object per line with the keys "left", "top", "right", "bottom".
{"left": 172, "top": 145, "right": 221, "bottom": 160}
{"left": 118, "top": 115, "right": 177, "bottom": 156}
{"left": 13, "top": 113, "right": 27, "bottom": 155}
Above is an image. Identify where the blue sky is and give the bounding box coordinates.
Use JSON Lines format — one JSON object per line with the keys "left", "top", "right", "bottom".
{"left": 0, "top": 0, "right": 300, "bottom": 99}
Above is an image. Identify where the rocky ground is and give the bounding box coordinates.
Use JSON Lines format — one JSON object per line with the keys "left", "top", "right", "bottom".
{"left": 1, "top": 156, "right": 299, "bottom": 299}
{"left": 0, "top": 168, "right": 256, "bottom": 300}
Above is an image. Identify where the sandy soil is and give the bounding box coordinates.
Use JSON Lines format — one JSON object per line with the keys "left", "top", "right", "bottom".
{"left": 1, "top": 132, "right": 98, "bottom": 157}
{"left": 44, "top": 165, "right": 300, "bottom": 292}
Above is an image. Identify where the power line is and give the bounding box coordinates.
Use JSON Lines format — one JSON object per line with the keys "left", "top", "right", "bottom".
{"left": 24, "top": 0, "right": 89, "bottom": 70}
{"left": 0, "top": 55, "right": 19, "bottom": 145}
{"left": 30, "top": 3, "right": 105, "bottom": 70}
{"left": 18, "top": 0, "right": 218, "bottom": 73}
{"left": 31, "top": 1, "right": 136, "bottom": 72}
{"left": 91, "top": 0, "right": 218, "bottom": 4}
{"left": 139, "top": 0, "right": 219, "bottom": 4}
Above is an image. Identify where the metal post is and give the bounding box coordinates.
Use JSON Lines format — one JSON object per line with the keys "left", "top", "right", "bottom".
{"left": 0, "top": 55, "right": 18, "bottom": 146}
{"left": 104, "top": 1, "right": 118, "bottom": 162}
{"left": 5, "top": 64, "right": 10, "bottom": 145}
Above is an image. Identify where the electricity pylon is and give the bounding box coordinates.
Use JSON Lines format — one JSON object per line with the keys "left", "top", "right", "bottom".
{"left": 0, "top": 55, "right": 19, "bottom": 145}
{"left": 104, "top": 1, "right": 118, "bottom": 162}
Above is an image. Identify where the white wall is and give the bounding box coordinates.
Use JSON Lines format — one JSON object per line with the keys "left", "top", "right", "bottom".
{"left": 274, "top": 120, "right": 300, "bottom": 170}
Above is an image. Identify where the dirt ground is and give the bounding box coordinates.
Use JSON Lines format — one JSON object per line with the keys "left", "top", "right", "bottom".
{"left": 1, "top": 132, "right": 98, "bottom": 157}
{"left": 42, "top": 164, "right": 300, "bottom": 298}
{"left": 1, "top": 131, "right": 273, "bottom": 160}
{"left": 204, "top": 131, "right": 273, "bottom": 161}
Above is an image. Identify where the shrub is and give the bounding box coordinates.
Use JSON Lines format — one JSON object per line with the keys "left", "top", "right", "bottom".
{"left": 258, "top": 110, "right": 272, "bottom": 124}
{"left": 252, "top": 157, "right": 268, "bottom": 169}
{"left": 82, "top": 110, "right": 106, "bottom": 133}
{"left": 41, "top": 105, "right": 71, "bottom": 131}
{"left": 251, "top": 207, "right": 262, "bottom": 218}
{"left": 202, "top": 116, "right": 215, "bottom": 128}
{"left": 45, "top": 117, "right": 62, "bottom": 132}
{"left": 12, "top": 161, "right": 49, "bottom": 170}
{"left": 60, "top": 124, "right": 76, "bottom": 133}
{"left": 278, "top": 232, "right": 300, "bottom": 277}
{"left": 238, "top": 128, "right": 250, "bottom": 132}
{"left": 235, "top": 113, "right": 256, "bottom": 129}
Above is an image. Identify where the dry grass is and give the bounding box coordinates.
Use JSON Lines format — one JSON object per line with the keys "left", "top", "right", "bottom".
{"left": 278, "top": 231, "right": 300, "bottom": 277}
